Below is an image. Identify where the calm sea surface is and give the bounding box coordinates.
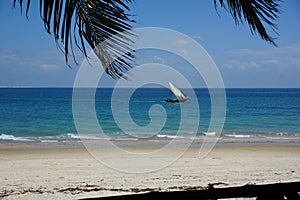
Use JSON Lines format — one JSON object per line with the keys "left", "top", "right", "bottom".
{"left": 0, "top": 88, "right": 299, "bottom": 142}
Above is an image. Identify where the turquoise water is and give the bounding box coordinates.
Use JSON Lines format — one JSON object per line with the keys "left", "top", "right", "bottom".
{"left": 0, "top": 88, "right": 299, "bottom": 141}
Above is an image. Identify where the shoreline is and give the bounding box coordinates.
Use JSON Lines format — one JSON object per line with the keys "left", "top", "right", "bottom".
{"left": 1, "top": 136, "right": 300, "bottom": 150}
{"left": 1, "top": 139, "right": 299, "bottom": 199}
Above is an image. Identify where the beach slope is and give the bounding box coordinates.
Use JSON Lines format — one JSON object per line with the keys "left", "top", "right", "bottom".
{"left": 0, "top": 140, "right": 299, "bottom": 199}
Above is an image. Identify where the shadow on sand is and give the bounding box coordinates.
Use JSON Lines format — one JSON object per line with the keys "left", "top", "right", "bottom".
{"left": 80, "top": 181, "right": 300, "bottom": 200}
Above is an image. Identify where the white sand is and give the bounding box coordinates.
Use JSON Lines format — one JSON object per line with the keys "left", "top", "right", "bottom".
{"left": 0, "top": 141, "right": 299, "bottom": 199}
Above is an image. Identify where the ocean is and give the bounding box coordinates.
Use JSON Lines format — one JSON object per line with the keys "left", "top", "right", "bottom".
{"left": 0, "top": 88, "right": 299, "bottom": 142}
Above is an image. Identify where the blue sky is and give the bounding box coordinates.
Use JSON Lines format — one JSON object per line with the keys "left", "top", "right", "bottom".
{"left": 0, "top": 0, "right": 299, "bottom": 88}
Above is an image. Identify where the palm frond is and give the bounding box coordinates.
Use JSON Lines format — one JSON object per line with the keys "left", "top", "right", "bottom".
{"left": 14, "top": 0, "right": 135, "bottom": 79}
{"left": 214, "top": 0, "right": 280, "bottom": 46}
{"left": 13, "top": 0, "right": 281, "bottom": 79}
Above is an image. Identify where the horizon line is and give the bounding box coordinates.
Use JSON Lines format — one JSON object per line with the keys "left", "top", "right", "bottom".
{"left": 1, "top": 86, "right": 300, "bottom": 89}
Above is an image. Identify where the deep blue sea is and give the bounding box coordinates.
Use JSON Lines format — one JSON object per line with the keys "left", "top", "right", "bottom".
{"left": 0, "top": 88, "right": 299, "bottom": 142}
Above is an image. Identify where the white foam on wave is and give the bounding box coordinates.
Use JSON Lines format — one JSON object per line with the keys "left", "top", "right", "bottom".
{"left": 37, "top": 133, "right": 102, "bottom": 141}
{"left": 65, "top": 133, "right": 104, "bottom": 140}
{"left": 203, "top": 132, "right": 217, "bottom": 136}
{"left": 0, "top": 132, "right": 114, "bottom": 143}
{"left": 260, "top": 133, "right": 300, "bottom": 140}
{"left": 226, "top": 134, "right": 252, "bottom": 138}
{"left": 274, "top": 132, "right": 288, "bottom": 136}
{"left": 64, "top": 133, "right": 110, "bottom": 140}
{"left": 33, "top": 134, "right": 103, "bottom": 143}
{"left": 156, "top": 134, "right": 184, "bottom": 139}
{"left": 0, "top": 134, "right": 33, "bottom": 141}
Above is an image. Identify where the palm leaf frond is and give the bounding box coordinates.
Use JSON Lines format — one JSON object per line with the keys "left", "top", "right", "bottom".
{"left": 15, "top": 0, "right": 135, "bottom": 79}
{"left": 214, "top": 0, "right": 280, "bottom": 46}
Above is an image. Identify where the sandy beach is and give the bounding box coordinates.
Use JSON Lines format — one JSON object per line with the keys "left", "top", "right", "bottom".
{"left": 0, "top": 138, "right": 299, "bottom": 199}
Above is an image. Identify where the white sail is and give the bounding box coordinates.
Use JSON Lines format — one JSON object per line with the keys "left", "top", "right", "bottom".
{"left": 168, "top": 82, "right": 188, "bottom": 101}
